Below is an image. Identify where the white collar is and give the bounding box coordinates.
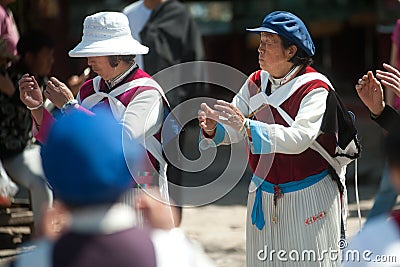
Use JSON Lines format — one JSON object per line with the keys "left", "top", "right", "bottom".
{"left": 69, "top": 203, "right": 137, "bottom": 234}
{"left": 105, "top": 63, "right": 137, "bottom": 89}
{"left": 249, "top": 71, "right": 332, "bottom": 114}
{"left": 268, "top": 65, "right": 302, "bottom": 88}
{"left": 269, "top": 75, "right": 282, "bottom": 86}
{"left": 263, "top": 65, "right": 302, "bottom": 95}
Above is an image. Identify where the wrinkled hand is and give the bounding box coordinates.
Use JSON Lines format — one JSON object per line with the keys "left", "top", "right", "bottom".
{"left": 199, "top": 100, "right": 247, "bottom": 133}
{"left": 355, "top": 71, "right": 385, "bottom": 116}
{"left": 45, "top": 77, "right": 74, "bottom": 109}
{"left": 67, "top": 68, "right": 90, "bottom": 97}
{"left": 376, "top": 63, "right": 400, "bottom": 98}
{"left": 19, "top": 74, "right": 43, "bottom": 109}
{"left": 213, "top": 100, "right": 246, "bottom": 132}
{"left": 198, "top": 103, "right": 218, "bottom": 135}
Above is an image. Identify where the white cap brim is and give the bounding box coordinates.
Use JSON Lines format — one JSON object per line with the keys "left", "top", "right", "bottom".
{"left": 69, "top": 36, "right": 149, "bottom": 57}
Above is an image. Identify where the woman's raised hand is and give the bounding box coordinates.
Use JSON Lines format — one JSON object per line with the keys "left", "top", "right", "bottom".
{"left": 19, "top": 74, "right": 43, "bottom": 109}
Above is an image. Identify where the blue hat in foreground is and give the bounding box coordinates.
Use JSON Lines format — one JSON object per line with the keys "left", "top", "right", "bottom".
{"left": 41, "top": 109, "right": 139, "bottom": 206}
{"left": 247, "top": 11, "right": 315, "bottom": 57}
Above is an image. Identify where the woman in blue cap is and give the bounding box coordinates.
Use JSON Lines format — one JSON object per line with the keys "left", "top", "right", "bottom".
{"left": 198, "top": 11, "right": 358, "bottom": 266}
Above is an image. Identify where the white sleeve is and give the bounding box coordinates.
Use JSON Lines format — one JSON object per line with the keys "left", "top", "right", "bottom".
{"left": 151, "top": 228, "right": 215, "bottom": 267}
{"left": 231, "top": 78, "right": 251, "bottom": 117}
{"left": 122, "top": 90, "right": 164, "bottom": 143}
{"left": 248, "top": 88, "right": 329, "bottom": 154}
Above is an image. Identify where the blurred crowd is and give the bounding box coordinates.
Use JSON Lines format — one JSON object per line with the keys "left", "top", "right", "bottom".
{"left": 0, "top": 0, "right": 399, "bottom": 266}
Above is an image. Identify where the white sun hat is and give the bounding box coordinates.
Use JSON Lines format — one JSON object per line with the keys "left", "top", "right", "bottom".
{"left": 69, "top": 12, "right": 149, "bottom": 57}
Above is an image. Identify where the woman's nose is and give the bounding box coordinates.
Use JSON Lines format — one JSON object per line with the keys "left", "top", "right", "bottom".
{"left": 258, "top": 44, "right": 264, "bottom": 54}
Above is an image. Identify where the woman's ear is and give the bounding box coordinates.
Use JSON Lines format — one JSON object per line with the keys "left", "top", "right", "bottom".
{"left": 286, "top": 45, "right": 297, "bottom": 60}
{"left": 108, "top": 56, "right": 120, "bottom": 68}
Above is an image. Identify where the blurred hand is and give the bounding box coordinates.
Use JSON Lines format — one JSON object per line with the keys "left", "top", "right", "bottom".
{"left": 45, "top": 77, "right": 74, "bottom": 109}
{"left": 376, "top": 63, "right": 400, "bottom": 98}
{"left": 40, "top": 200, "right": 70, "bottom": 240}
{"left": 67, "top": 68, "right": 90, "bottom": 97}
{"left": 136, "top": 189, "right": 179, "bottom": 230}
{"left": 355, "top": 71, "right": 385, "bottom": 116}
{"left": 67, "top": 75, "right": 84, "bottom": 97}
{"left": 19, "top": 74, "right": 43, "bottom": 109}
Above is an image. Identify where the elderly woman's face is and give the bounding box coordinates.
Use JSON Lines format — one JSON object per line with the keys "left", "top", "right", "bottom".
{"left": 87, "top": 56, "right": 115, "bottom": 80}
{"left": 258, "top": 32, "right": 293, "bottom": 77}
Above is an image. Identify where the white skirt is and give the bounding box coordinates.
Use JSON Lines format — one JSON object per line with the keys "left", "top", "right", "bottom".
{"left": 246, "top": 175, "right": 341, "bottom": 267}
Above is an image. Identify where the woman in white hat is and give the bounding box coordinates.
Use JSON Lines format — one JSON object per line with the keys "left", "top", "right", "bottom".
{"left": 18, "top": 12, "right": 176, "bottom": 227}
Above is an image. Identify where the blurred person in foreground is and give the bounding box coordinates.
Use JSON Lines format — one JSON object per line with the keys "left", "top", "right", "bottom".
{"left": 0, "top": 30, "right": 54, "bottom": 234}
{"left": 342, "top": 133, "right": 400, "bottom": 267}
{"left": 198, "top": 11, "right": 358, "bottom": 267}
{"left": 365, "top": 18, "right": 400, "bottom": 220}
{"left": 18, "top": 12, "right": 178, "bottom": 226}
{"left": 341, "top": 137, "right": 400, "bottom": 266}
{"left": 342, "top": 66, "right": 400, "bottom": 266}
{"left": 12, "top": 109, "right": 214, "bottom": 267}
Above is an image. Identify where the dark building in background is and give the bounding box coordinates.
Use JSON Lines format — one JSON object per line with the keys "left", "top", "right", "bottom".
{"left": 9, "top": 0, "right": 398, "bottom": 91}
{"left": 8, "top": 0, "right": 400, "bottom": 183}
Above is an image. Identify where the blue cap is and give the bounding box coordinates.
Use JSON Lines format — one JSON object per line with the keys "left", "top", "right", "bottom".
{"left": 247, "top": 11, "right": 315, "bottom": 57}
{"left": 41, "top": 109, "right": 140, "bottom": 206}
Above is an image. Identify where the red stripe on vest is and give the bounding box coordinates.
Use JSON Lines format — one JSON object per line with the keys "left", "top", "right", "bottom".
{"left": 248, "top": 70, "right": 262, "bottom": 96}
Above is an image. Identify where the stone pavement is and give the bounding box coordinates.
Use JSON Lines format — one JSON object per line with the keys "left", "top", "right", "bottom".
{"left": 180, "top": 184, "right": 399, "bottom": 267}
